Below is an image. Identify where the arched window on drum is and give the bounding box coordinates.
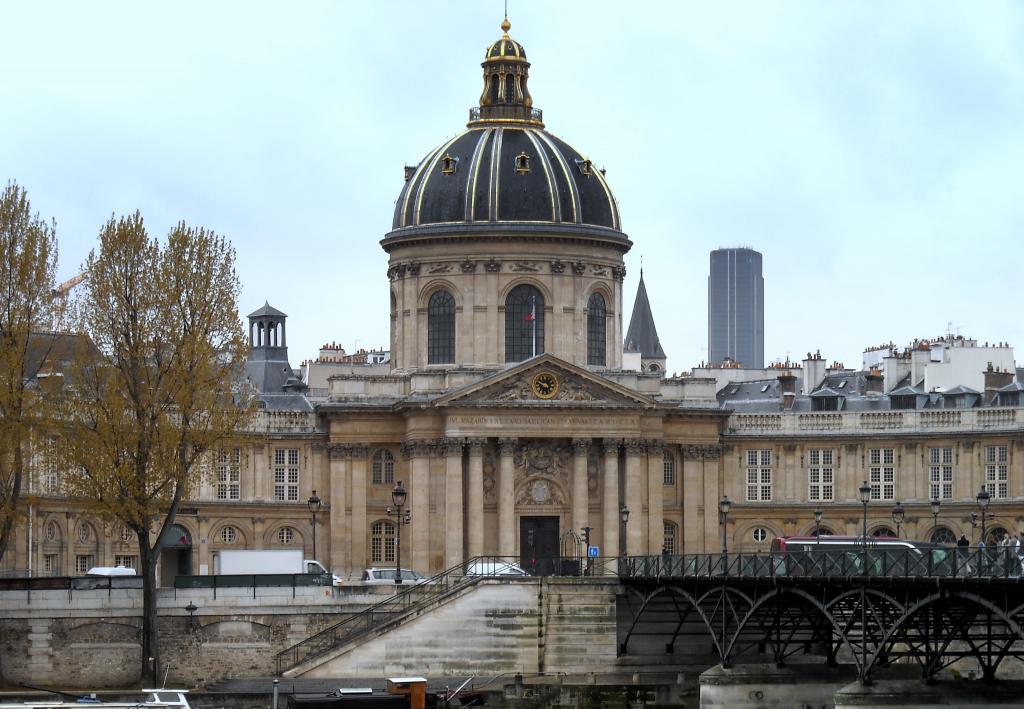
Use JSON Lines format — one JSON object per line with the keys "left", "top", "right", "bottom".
{"left": 587, "top": 292, "right": 606, "bottom": 366}
{"left": 427, "top": 289, "right": 456, "bottom": 364}
{"left": 505, "top": 284, "right": 544, "bottom": 362}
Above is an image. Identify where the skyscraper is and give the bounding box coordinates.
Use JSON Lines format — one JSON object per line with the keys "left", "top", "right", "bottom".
{"left": 708, "top": 247, "right": 764, "bottom": 368}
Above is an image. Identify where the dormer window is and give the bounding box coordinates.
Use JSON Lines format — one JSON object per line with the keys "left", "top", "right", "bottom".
{"left": 441, "top": 154, "right": 459, "bottom": 175}
{"left": 575, "top": 158, "right": 593, "bottom": 177}
{"left": 515, "top": 152, "right": 531, "bottom": 174}
{"left": 837, "top": 380, "right": 847, "bottom": 389}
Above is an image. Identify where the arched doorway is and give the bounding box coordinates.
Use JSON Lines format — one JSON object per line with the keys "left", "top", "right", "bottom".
{"left": 158, "top": 523, "right": 192, "bottom": 587}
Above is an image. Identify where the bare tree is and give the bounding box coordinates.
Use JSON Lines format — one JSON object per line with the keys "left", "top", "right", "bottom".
{"left": 0, "top": 182, "right": 58, "bottom": 566}
{"left": 62, "top": 212, "right": 252, "bottom": 683}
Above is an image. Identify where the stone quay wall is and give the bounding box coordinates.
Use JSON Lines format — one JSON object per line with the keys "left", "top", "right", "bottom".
{"left": 0, "top": 585, "right": 393, "bottom": 688}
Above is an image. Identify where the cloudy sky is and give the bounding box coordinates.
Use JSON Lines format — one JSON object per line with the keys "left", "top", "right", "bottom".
{"left": 4, "top": 2, "right": 1023, "bottom": 374}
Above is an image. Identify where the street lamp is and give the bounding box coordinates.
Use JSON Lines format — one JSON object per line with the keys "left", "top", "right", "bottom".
{"left": 388, "top": 481, "right": 410, "bottom": 585}
{"left": 977, "top": 486, "right": 990, "bottom": 546}
{"left": 858, "top": 480, "right": 872, "bottom": 686}
{"left": 814, "top": 508, "right": 823, "bottom": 543}
{"left": 930, "top": 499, "right": 941, "bottom": 542}
{"left": 307, "top": 490, "right": 322, "bottom": 562}
{"left": 619, "top": 504, "right": 630, "bottom": 558}
{"left": 185, "top": 601, "right": 197, "bottom": 631}
{"left": 890, "top": 501, "right": 905, "bottom": 538}
{"left": 718, "top": 496, "right": 731, "bottom": 554}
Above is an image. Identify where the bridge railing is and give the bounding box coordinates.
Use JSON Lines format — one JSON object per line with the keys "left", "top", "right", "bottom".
{"left": 622, "top": 547, "right": 1024, "bottom": 580}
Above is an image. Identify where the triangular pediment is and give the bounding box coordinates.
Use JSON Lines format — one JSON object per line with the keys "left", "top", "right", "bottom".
{"left": 435, "top": 354, "right": 655, "bottom": 408}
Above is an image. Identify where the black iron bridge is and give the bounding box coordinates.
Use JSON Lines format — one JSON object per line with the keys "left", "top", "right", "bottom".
{"left": 618, "top": 548, "right": 1024, "bottom": 683}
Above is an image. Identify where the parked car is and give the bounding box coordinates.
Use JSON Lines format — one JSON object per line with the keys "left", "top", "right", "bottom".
{"left": 465, "top": 560, "right": 529, "bottom": 577}
{"left": 361, "top": 567, "right": 430, "bottom": 585}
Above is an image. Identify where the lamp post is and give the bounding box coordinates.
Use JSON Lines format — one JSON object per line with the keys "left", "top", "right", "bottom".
{"left": 930, "top": 499, "right": 941, "bottom": 542}
{"left": 890, "top": 501, "right": 905, "bottom": 538}
{"left": 718, "top": 496, "right": 731, "bottom": 553}
{"left": 388, "top": 481, "right": 410, "bottom": 585}
{"left": 185, "top": 601, "right": 197, "bottom": 631}
{"left": 814, "top": 508, "right": 822, "bottom": 544}
{"left": 581, "top": 526, "right": 593, "bottom": 576}
{"left": 307, "top": 490, "right": 322, "bottom": 562}
{"left": 858, "top": 480, "right": 872, "bottom": 686}
{"left": 619, "top": 505, "right": 630, "bottom": 559}
{"left": 977, "top": 486, "right": 990, "bottom": 546}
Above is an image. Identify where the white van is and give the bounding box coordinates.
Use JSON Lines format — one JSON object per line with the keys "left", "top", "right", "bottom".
{"left": 86, "top": 566, "right": 137, "bottom": 576}
{"left": 465, "top": 561, "right": 529, "bottom": 577}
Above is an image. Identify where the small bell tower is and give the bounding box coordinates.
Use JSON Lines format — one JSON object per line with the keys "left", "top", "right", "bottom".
{"left": 472, "top": 17, "right": 542, "bottom": 127}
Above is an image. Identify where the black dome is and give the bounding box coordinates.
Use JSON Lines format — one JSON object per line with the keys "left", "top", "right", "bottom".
{"left": 391, "top": 126, "right": 621, "bottom": 232}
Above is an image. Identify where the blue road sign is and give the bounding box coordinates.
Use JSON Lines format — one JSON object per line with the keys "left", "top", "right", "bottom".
{"left": 588, "top": 546, "right": 599, "bottom": 558}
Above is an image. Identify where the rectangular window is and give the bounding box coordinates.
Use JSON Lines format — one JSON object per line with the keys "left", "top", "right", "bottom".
{"left": 986, "top": 445, "right": 1009, "bottom": 498}
{"left": 746, "top": 449, "right": 772, "bottom": 501}
{"left": 43, "top": 437, "right": 60, "bottom": 494}
{"left": 869, "top": 448, "right": 896, "bottom": 500}
{"left": 43, "top": 554, "right": 59, "bottom": 576}
{"left": 114, "top": 555, "right": 137, "bottom": 570}
{"left": 807, "top": 449, "right": 834, "bottom": 502}
{"left": 662, "top": 522, "right": 677, "bottom": 555}
{"left": 75, "top": 555, "right": 94, "bottom": 575}
{"left": 663, "top": 451, "right": 676, "bottom": 486}
{"left": 274, "top": 448, "right": 300, "bottom": 501}
{"left": 217, "top": 447, "right": 241, "bottom": 500}
{"left": 928, "top": 447, "right": 954, "bottom": 500}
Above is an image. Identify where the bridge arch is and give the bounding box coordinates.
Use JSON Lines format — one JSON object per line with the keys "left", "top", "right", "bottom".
{"left": 726, "top": 586, "right": 860, "bottom": 666}
{"left": 619, "top": 584, "right": 755, "bottom": 659}
{"left": 873, "top": 589, "right": 1023, "bottom": 680}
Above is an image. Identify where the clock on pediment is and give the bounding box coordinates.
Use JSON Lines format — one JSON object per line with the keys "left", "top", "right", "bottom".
{"left": 531, "top": 371, "right": 560, "bottom": 400}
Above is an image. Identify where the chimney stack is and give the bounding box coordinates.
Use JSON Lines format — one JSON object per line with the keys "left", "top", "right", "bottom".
{"left": 865, "top": 370, "right": 884, "bottom": 394}
{"left": 983, "top": 365, "right": 1015, "bottom": 405}
{"left": 778, "top": 371, "right": 797, "bottom": 410}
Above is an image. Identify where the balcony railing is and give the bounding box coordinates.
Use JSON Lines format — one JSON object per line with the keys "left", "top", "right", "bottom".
{"left": 728, "top": 407, "right": 1021, "bottom": 436}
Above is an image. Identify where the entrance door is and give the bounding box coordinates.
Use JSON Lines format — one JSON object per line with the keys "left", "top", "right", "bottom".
{"left": 520, "top": 516, "right": 559, "bottom": 576}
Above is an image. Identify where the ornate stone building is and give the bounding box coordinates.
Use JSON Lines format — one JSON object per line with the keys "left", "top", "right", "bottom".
{"left": 3, "top": 20, "right": 1023, "bottom": 582}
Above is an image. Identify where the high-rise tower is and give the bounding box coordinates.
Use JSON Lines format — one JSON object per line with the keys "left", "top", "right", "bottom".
{"left": 708, "top": 247, "right": 764, "bottom": 368}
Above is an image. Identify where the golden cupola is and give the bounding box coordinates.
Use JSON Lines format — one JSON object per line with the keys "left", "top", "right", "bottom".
{"left": 474, "top": 18, "right": 540, "bottom": 126}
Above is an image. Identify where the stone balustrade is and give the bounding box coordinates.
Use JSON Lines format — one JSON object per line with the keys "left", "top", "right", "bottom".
{"left": 728, "top": 407, "right": 1021, "bottom": 437}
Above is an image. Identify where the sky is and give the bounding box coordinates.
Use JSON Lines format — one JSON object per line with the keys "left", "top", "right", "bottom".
{"left": 3, "top": 2, "right": 1023, "bottom": 374}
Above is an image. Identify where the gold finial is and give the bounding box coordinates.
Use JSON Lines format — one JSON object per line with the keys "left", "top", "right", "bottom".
{"left": 501, "top": 17, "right": 511, "bottom": 34}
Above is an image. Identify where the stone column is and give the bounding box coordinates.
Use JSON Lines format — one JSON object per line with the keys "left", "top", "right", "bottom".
{"left": 403, "top": 441, "right": 432, "bottom": 574}
{"left": 702, "top": 447, "right": 720, "bottom": 554}
{"left": 466, "top": 438, "right": 486, "bottom": 557}
{"left": 444, "top": 438, "right": 465, "bottom": 568}
{"left": 498, "top": 438, "right": 517, "bottom": 557}
{"left": 349, "top": 445, "right": 368, "bottom": 573}
{"left": 624, "top": 439, "right": 644, "bottom": 555}
{"left": 647, "top": 440, "right": 664, "bottom": 555}
{"left": 328, "top": 445, "right": 350, "bottom": 574}
{"left": 571, "top": 439, "right": 590, "bottom": 541}
{"left": 602, "top": 439, "right": 621, "bottom": 559}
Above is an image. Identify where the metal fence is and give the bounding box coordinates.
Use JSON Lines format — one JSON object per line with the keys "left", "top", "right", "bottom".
{"left": 622, "top": 547, "right": 1024, "bottom": 580}
{"left": 173, "top": 572, "right": 333, "bottom": 598}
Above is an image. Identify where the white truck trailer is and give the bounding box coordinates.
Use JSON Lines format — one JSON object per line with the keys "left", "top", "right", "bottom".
{"left": 212, "top": 549, "right": 342, "bottom": 585}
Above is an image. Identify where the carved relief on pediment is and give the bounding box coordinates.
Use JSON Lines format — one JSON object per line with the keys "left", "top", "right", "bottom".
{"left": 467, "top": 370, "right": 620, "bottom": 404}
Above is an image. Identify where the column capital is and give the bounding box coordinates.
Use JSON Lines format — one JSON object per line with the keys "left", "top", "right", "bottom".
{"left": 467, "top": 437, "right": 487, "bottom": 454}
{"left": 602, "top": 438, "right": 622, "bottom": 456}
{"left": 328, "top": 444, "right": 352, "bottom": 460}
{"left": 498, "top": 438, "right": 517, "bottom": 456}
{"left": 624, "top": 438, "right": 644, "bottom": 455}
{"left": 646, "top": 439, "right": 664, "bottom": 455}
{"left": 349, "top": 444, "right": 370, "bottom": 458}
{"left": 703, "top": 444, "right": 723, "bottom": 460}
{"left": 442, "top": 438, "right": 464, "bottom": 457}
{"left": 682, "top": 445, "right": 703, "bottom": 460}
{"left": 400, "top": 440, "right": 433, "bottom": 459}
{"left": 571, "top": 438, "right": 591, "bottom": 455}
